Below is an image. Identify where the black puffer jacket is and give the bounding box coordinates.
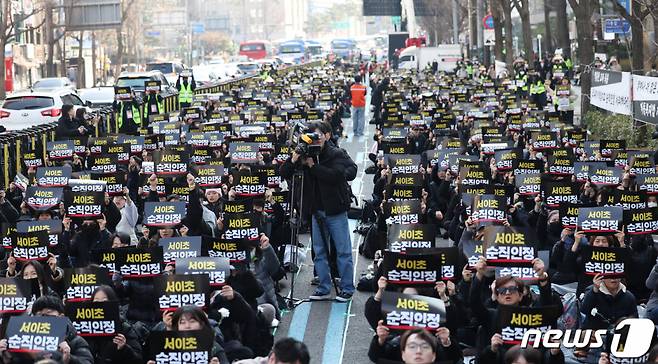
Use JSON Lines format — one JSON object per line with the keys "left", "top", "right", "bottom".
{"left": 85, "top": 321, "right": 142, "bottom": 364}
{"left": 280, "top": 140, "right": 357, "bottom": 217}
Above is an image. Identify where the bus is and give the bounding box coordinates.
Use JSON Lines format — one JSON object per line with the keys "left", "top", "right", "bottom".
{"left": 305, "top": 40, "right": 325, "bottom": 61}
{"left": 239, "top": 40, "right": 272, "bottom": 60}
{"left": 330, "top": 39, "right": 357, "bottom": 60}
{"left": 277, "top": 40, "right": 307, "bottom": 64}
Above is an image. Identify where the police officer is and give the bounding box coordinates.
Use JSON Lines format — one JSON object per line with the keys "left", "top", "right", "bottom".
{"left": 176, "top": 71, "right": 195, "bottom": 110}
{"left": 113, "top": 88, "right": 142, "bottom": 135}
{"left": 143, "top": 81, "right": 164, "bottom": 123}
{"left": 528, "top": 71, "right": 547, "bottom": 109}
{"left": 514, "top": 61, "right": 529, "bottom": 99}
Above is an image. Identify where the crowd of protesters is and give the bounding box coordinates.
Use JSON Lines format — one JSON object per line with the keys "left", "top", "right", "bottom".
{"left": 1, "top": 50, "right": 658, "bottom": 364}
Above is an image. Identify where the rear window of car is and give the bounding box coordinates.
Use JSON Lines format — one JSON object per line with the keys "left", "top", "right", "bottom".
{"left": 33, "top": 79, "right": 64, "bottom": 88}
{"left": 116, "top": 77, "right": 151, "bottom": 89}
{"left": 2, "top": 96, "right": 54, "bottom": 110}
{"left": 146, "top": 63, "right": 173, "bottom": 74}
{"left": 241, "top": 44, "right": 265, "bottom": 52}
{"left": 237, "top": 64, "right": 259, "bottom": 72}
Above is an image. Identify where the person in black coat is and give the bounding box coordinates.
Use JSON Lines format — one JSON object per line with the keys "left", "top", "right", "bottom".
{"left": 580, "top": 274, "right": 638, "bottom": 330}
{"left": 88, "top": 285, "right": 143, "bottom": 364}
{"left": 279, "top": 121, "right": 358, "bottom": 300}
{"left": 55, "top": 104, "right": 89, "bottom": 140}
{"left": 371, "top": 77, "right": 389, "bottom": 127}
{"left": 0, "top": 189, "right": 19, "bottom": 224}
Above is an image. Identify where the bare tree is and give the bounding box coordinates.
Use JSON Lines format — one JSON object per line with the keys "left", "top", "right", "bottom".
{"left": 512, "top": 0, "right": 534, "bottom": 61}
{"left": 490, "top": 0, "right": 504, "bottom": 62}
{"left": 555, "top": 0, "right": 571, "bottom": 57}
{"left": 499, "top": 0, "right": 514, "bottom": 69}
{"left": 543, "top": 0, "right": 554, "bottom": 56}
{"left": 568, "top": 0, "right": 597, "bottom": 114}
{"left": 613, "top": 0, "right": 658, "bottom": 74}
{"left": 75, "top": 30, "right": 84, "bottom": 88}
{"left": 115, "top": 0, "right": 137, "bottom": 75}
{"left": 0, "top": 0, "right": 45, "bottom": 97}
{"left": 415, "top": 0, "right": 455, "bottom": 45}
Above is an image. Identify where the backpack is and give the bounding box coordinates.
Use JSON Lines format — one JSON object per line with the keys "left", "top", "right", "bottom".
{"left": 358, "top": 224, "right": 383, "bottom": 259}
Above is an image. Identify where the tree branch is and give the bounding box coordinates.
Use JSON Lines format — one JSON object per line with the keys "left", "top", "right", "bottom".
{"left": 121, "top": 0, "right": 137, "bottom": 23}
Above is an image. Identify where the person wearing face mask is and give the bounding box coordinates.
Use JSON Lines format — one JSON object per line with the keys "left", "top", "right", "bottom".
{"left": 87, "top": 285, "right": 143, "bottom": 364}
{"left": 69, "top": 215, "right": 111, "bottom": 268}
{"left": 648, "top": 196, "right": 658, "bottom": 208}
{"left": 17, "top": 260, "right": 58, "bottom": 298}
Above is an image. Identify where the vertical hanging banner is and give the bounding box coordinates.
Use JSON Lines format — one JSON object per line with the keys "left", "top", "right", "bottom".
{"left": 632, "top": 75, "right": 658, "bottom": 125}
{"left": 590, "top": 69, "right": 632, "bottom": 115}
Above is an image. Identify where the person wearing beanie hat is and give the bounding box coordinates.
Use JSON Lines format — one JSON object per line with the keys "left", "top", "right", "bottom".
{"left": 55, "top": 104, "right": 88, "bottom": 140}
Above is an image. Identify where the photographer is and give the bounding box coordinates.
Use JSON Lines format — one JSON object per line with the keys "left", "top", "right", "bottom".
{"left": 280, "top": 121, "right": 358, "bottom": 302}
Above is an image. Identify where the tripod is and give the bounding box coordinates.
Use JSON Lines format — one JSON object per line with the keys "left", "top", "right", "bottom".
{"left": 280, "top": 170, "right": 309, "bottom": 309}
{"left": 280, "top": 168, "right": 341, "bottom": 310}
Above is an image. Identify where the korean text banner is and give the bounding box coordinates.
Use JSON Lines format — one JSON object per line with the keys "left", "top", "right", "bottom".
{"left": 590, "top": 69, "right": 632, "bottom": 115}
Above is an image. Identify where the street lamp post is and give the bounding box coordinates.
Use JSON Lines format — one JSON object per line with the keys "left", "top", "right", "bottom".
{"left": 537, "top": 34, "right": 543, "bottom": 59}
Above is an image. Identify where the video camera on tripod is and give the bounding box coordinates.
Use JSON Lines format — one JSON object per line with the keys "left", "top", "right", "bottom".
{"left": 287, "top": 121, "right": 322, "bottom": 159}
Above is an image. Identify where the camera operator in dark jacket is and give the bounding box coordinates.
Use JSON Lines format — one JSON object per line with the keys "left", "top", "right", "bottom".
{"left": 280, "top": 121, "right": 358, "bottom": 302}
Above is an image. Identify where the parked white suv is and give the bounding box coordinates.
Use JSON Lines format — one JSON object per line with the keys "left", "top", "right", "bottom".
{"left": 0, "top": 89, "right": 88, "bottom": 131}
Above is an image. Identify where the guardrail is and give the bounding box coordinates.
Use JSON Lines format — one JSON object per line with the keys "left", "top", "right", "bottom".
{"left": 0, "top": 60, "right": 323, "bottom": 188}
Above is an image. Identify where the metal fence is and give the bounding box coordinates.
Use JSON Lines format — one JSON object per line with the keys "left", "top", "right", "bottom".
{"left": 0, "top": 61, "right": 322, "bottom": 188}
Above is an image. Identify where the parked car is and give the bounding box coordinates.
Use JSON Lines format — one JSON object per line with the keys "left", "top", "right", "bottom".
{"left": 0, "top": 89, "right": 88, "bottom": 131}
{"left": 192, "top": 65, "right": 220, "bottom": 87}
{"left": 31, "top": 77, "right": 75, "bottom": 92}
{"left": 145, "top": 61, "right": 186, "bottom": 86}
{"left": 235, "top": 62, "right": 261, "bottom": 75}
{"left": 114, "top": 70, "right": 176, "bottom": 100}
{"left": 210, "top": 63, "right": 244, "bottom": 80}
{"left": 78, "top": 87, "right": 115, "bottom": 109}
